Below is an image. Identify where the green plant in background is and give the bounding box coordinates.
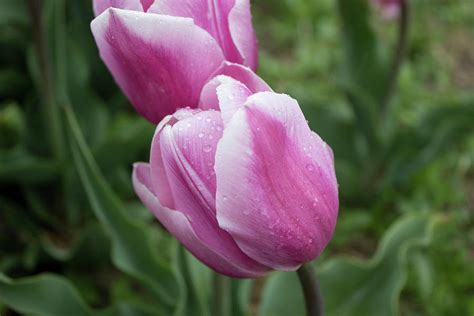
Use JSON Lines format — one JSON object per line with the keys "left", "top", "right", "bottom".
{"left": 0, "top": 0, "right": 473, "bottom": 315}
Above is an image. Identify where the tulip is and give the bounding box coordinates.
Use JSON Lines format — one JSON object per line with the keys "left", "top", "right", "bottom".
{"left": 372, "top": 0, "right": 404, "bottom": 19}
{"left": 132, "top": 76, "right": 339, "bottom": 277}
{"left": 91, "top": 0, "right": 259, "bottom": 123}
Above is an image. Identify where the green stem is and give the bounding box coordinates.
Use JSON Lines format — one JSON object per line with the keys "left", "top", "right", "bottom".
{"left": 297, "top": 264, "right": 324, "bottom": 316}
{"left": 381, "top": 0, "right": 410, "bottom": 118}
{"left": 27, "top": 0, "right": 65, "bottom": 161}
{"left": 212, "top": 273, "right": 231, "bottom": 316}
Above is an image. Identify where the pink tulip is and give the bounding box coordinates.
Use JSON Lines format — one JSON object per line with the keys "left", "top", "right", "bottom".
{"left": 132, "top": 76, "right": 339, "bottom": 277}
{"left": 91, "top": 1, "right": 258, "bottom": 123}
{"left": 372, "top": 0, "right": 404, "bottom": 19}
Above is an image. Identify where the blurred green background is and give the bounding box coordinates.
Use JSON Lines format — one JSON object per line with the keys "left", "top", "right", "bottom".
{"left": 0, "top": 0, "right": 473, "bottom": 315}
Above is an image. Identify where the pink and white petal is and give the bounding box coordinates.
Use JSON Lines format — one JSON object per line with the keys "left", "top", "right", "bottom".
{"left": 216, "top": 62, "right": 271, "bottom": 93}
{"left": 93, "top": 0, "right": 143, "bottom": 16}
{"left": 228, "top": 0, "right": 258, "bottom": 70}
{"left": 140, "top": 0, "right": 154, "bottom": 11}
{"left": 133, "top": 163, "right": 268, "bottom": 278}
{"left": 199, "top": 63, "right": 270, "bottom": 110}
{"left": 168, "top": 110, "right": 224, "bottom": 201}
{"left": 91, "top": 9, "right": 225, "bottom": 124}
{"left": 148, "top": 0, "right": 257, "bottom": 69}
{"left": 149, "top": 115, "right": 177, "bottom": 209}
{"left": 215, "top": 92, "right": 339, "bottom": 270}
{"left": 216, "top": 77, "right": 252, "bottom": 125}
{"left": 150, "top": 112, "right": 270, "bottom": 276}
{"left": 199, "top": 75, "right": 251, "bottom": 118}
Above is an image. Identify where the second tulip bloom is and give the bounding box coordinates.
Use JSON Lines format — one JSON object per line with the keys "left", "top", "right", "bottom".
{"left": 91, "top": 0, "right": 259, "bottom": 123}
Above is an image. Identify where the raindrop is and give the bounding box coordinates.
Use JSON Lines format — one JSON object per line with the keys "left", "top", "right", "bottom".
{"left": 203, "top": 145, "right": 212, "bottom": 153}
{"left": 198, "top": 132, "right": 204, "bottom": 138}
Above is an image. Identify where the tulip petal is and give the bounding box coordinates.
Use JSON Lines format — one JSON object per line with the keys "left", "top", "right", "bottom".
{"left": 91, "top": 9, "right": 225, "bottom": 123}
{"left": 150, "top": 111, "right": 269, "bottom": 277}
{"left": 133, "top": 163, "right": 268, "bottom": 277}
{"left": 216, "top": 76, "right": 251, "bottom": 125}
{"left": 199, "top": 62, "right": 271, "bottom": 111}
{"left": 93, "top": 0, "right": 143, "bottom": 16}
{"left": 140, "top": 0, "right": 154, "bottom": 11}
{"left": 149, "top": 0, "right": 257, "bottom": 69}
{"left": 228, "top": 0, "right": 258, "bottom": 70}
{"left": 215, "top": 92, "right": 339, "bottom": 270}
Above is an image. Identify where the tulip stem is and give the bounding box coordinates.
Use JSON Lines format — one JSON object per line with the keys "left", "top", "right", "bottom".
{"left": 212, "top": 273, "right": 231, "bottom": 316}
{"left": 297, "top": 264, "right": 324, "bottom": 316}
{"left": 381, "top": 0, "right": 410, "bottom": 118}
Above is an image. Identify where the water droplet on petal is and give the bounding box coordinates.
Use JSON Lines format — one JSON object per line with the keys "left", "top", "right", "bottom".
{"left": 203, "top": 145, "right": 212, "bottom": 153}
{"left": 198, "top": 132, "right": 204, "bottom": 138}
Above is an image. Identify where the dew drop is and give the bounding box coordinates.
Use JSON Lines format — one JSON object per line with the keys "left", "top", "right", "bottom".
{"left": 198, "top": 132, "right": 205, "bottom": 138}
{"left": 203, "top": 145, "right": 212, "bottom": 153}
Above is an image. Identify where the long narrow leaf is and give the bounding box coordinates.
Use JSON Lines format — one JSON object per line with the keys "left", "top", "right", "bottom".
{"left": 64, "top": 106, "right": 179, "bottom": 309}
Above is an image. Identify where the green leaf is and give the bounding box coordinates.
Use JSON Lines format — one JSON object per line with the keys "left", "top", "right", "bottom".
{"left": 0, "top": 273, "right": 92, "bottom": 316}
{"left": 318, "top": 214, "right": 437, "bottom": 316}
{"left": 0, "top": 149, "right": 58, "bottom": 184}
{"left": 64, "top": 106, "right": 180, "bottom": 309}
{"left": 383, "top": 98, "right": 474, "bottom": 186}
{"left": 259, "top": 214, "right": 439, "bottom": 316}
{"left": 336, "top": 0, "right": 387, "bottom": 147}
{"left": 259, "top": 272, "right": 304, "bottom": 316}
{"left": 0, "top": 0, "right": 29, "bottom": 27}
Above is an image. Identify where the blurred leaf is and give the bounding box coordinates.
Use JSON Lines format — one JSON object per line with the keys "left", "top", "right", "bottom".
{"left": 0, "top": 102, "right": 25, "bottom": 150}
{"left": 336, "top": 0, "right": 387, "bottom": 147}
{"left": 0, "top": 69, "right": 29, "bottom": 97}
{"left": 0, "top": 273, "right": 92, "bottom": 316}
{"left": 0, "top": 0, "right": 29, "bottom": 27}
{"left": 383, "top": 98, "right": 474, "bottom": 186}
{"left": 173, "top": 245, "right": 211, "bottom": 316}
{"left": 319, "top": 214, "right": 437, "bottom": 316}
{"left": 64, "top": 106, "right": 180, "bottom": 310}
{"left": 259, "top": 214, "right": 438, "bottom": 316}
{"left": 0, "top": 149, "right": 58, "bottom": 184}
{"left": 94, "top": 114, "right": 155, "bottom": 168}
{"left": 259, "top": 272, "right": 304, "bottom": 316}
{"left": 411, "top": 251, "right": 434, "bottom": 302}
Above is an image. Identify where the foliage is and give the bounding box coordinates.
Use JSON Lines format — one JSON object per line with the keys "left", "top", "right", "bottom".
{"left": 0, "top": 0, "right": 472, "bottom": 315}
